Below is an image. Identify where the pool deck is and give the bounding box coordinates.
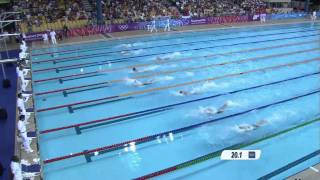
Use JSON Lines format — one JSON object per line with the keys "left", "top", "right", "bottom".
{"left": 287, "top": 163, "right": 320, "bottom": 180}
{"left": 31, "top": 18, "right": 320, "bottom": 49}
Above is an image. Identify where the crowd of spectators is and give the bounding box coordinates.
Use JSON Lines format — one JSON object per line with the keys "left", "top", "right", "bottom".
{"left": 13, "top": 0, "right": 89, "bottom": 29}
{"left": 172, "top": 0, "right": 246, "bottom": 17}
{"left": 241, "top": 0, "right": 266, "bottom": 13}
{"left": 101, "top": 0, "right": 180, "bottom": 23}
{"left": 7, "top": 0, "right": 269, "bottom": 27}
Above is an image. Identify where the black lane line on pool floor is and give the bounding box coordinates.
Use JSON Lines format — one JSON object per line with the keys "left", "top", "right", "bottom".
{"left": 258, "top": 149, "right": 320, "bottom": 180}
{"left": 62, "top": 84, "right": 111, "bottom": 97}
{"left": 35, "top": 58, "right": 320, "bottom": 113}
{"left": 42, "top": 89, "right": 320, "bottom": 164}
{"left": 77, "top": 108, "right": 172, "bottom": 134}
{"left": 68, "top": 97, "right": 133, "bottom": 113}
{"left": 39, "top": 71, "right": 320, "bottom": 135}
{"left": 32, "top": 23, "right": 319, "bottom": 57}
{"left": 31, "top": 26, "right": 320, "bottom": 64}
{"left": 33, "top": 34, "right": 320, "bottom": 83}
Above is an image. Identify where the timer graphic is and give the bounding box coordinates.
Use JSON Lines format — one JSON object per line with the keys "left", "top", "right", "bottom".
{"left": 221, "top": 150, "right": 261, "bottom": 160}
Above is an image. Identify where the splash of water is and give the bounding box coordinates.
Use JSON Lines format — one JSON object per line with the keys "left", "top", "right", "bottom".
{"left": 155, "top": 76, "right": 175, "bottom": 82}
{"left": 163, "top": 51, "right": 181, "bottom": 59}
{"left": 185, "top": 72, "right": 194, "bottom": 76}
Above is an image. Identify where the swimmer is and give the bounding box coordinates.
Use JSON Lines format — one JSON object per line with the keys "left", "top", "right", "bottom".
{"left": 178, "top": 90, "right": 192, "bottom": 96}
{"left": 125, "top": 78, "right": 153, "bottom": 87}
{"left": 199, "top": 106, "right": 217, "bottom": 116}
{"left": 156, "top": 57, "right": 163, "bottom": 62}
{"left": 132, "top": 67, "right": 138, "bottom": 72}
{"left": 121, "top": 51, "right": 129, "bottom": 55}
{"left": 236, "top": 119, "right": 269, "bottom": 133}
{"left": 217, "top": 102, "right": 229, "bottom": 114}
{"left": 133, "top": 79, "right": 153, "bottom": 87}
{"left": 252, "top": 119, "right": 269, "bottom": 128}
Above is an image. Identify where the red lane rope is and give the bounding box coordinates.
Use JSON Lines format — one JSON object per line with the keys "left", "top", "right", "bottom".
{"left": 42, "top": 89, "right": 320, "bottom": 164}
{"left": 43, "top": 135, "right": 153, "bottom": 164}
{"left": 39, "top": 71, "right": 320, "bottom": 134}
{"left": 36, "top": 58, "right": 320, "bottom": 113}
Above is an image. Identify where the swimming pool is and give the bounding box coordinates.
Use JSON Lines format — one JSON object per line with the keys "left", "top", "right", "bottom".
{"left": 30, "top": 22, "right": 320, "bottom": 180}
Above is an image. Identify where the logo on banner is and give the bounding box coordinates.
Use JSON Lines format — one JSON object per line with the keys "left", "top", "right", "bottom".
{"left": 119, "top": 24, "right": 128, "bottom": 31}
{"left": 190, "top": 18, "right": 207, "bottom": 25}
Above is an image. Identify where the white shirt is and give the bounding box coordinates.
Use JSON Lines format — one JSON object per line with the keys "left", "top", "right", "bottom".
{"left": 16, "top": 67, "right": 25, "bottom": 82}
{"left": 17, "top": 98, "right": 25, "bottom": 111}
{"left": 50, "top": 31, "right": 56, "bottom": 38}
{"left": 42, "top": 33, "right": 48, "bottom": 41}
{"left": 313, "top": 11, "right": 317, "bottom": 16}
{"left": 19, "top": 52, "right": 26, "bottom": 59}
{"left": 10, "top": 161, "right": 23, "bottom": 180}
{"left": 17, "top": 120, "right": 26, "bottom": 133}
{"left": 20, "top": 44, "right": 27, "bottom": 52}
{"left": 21, "top": 79, "right": 31, "bottom": 92}
{"left": 16, "top": 68, "right": 24, "bottom": 78}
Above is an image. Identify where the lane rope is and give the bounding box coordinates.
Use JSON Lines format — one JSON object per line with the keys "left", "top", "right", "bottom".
{"left": 33, "top": 38, "right": 318, "bottom": 73}
{"left": 34, "top": 46, "right": 320, "bottom": 94}
{"left": 42, "top": 90, "right": 320, "bottom": 164}
{"left": 134, "top": 118, "right": 320, "bottom": 180}
{"left": 36, "top": 58, "right": 320, "bottom": 113}
{"left": 39, "top": 71, "right": 320, "bottom": 134}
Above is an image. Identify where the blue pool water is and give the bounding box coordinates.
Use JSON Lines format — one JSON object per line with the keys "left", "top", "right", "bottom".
{"left": 31, "top": 22, "right": 320, "bottom": 180}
